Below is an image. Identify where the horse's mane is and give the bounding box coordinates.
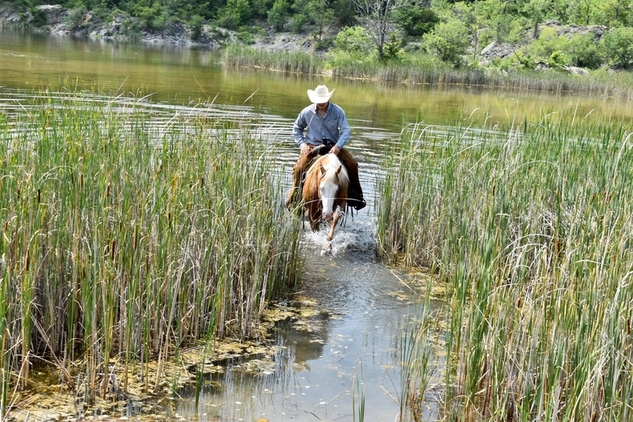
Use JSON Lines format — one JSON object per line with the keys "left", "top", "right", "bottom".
{"left": 306, "top": 154, "right": 350, "bottom": 186}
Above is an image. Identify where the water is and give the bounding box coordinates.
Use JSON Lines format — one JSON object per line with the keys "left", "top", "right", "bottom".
{"left": 2, "top": 29, "right": 632, "bottom": 421}
{"left": 174, "top": 221, "right": 441, "bottom": 421}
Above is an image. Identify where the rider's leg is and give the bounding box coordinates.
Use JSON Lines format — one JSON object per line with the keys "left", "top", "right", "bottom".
{"left": 286, "top": 154, "right": 312, "bottom": 209}
{"left": 337, "top": 149, "right": 366, "bottom": 210}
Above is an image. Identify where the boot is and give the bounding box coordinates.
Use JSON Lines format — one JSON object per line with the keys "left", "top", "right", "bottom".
{"left": 285, "top": 187, "right": 300, "bottom": 210}
{"left": 286, "top": 165, "right": 304, "bottom": 210}
{"left": 349, "top": 187, "right": 366, "bottom": 210}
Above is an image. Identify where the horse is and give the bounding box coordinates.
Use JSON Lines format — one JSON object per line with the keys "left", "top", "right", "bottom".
{"left": 301, "top": 152, "right": 350, "bottom": 241}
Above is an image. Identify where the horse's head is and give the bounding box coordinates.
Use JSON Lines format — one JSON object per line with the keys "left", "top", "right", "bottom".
{"left": 318, "top": 154, "right": 349, "bottom": 222}
{"left": 303, "top": 153, "right": 350, "bottom": 240}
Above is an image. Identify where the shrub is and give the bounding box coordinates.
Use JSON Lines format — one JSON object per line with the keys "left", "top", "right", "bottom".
{"left": 422, "top": 18, "right": 470, "bottom": 65}
{"left": 568, "top": 33, "right": 603, "bottom": 69}
{"left": 333, "top": 26, "right": 374, "bottom": 58}
{"left": 267, "top": 0, "right": 289, "bottom": 31}
{"left": 394, "top": 5, "right": 439, "bottom": 37}
{"left": 190, "top": 14, "right": 204, "bottom": 40}
{"left": 601, "top": 26, "right": 633, "bottom": 68}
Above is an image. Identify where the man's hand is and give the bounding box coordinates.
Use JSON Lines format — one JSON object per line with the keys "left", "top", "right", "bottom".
{"left": 300, "top": 143, "right": 312, "bottom": 155}
{"left": 330, "top": 145, "right": 341, "bottom": 155}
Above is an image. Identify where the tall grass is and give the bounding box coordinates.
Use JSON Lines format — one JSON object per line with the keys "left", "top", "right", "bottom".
{"left": 223, "top": 44, "right": 325, "bottom": 74}
{"left": 378, "top": 112, "right": 633, "bottom": 420}
{"left": 222, "top": 45, "right": 633, "bottom": 98}
{"left": 0, "top": 90, "right": 302, "bottom": 413}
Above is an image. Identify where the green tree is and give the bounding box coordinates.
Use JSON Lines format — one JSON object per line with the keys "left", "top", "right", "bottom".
{"left": 267, "top": 0, "right": 290, "bottom": 30}
{"left": 594, "top": 0, "right": 631, "bottom": 27}
{"left": 331, "top": 0, "right": 356, "bottom": 26}
{"left": 394, "top": 4, "right": 438, "bottom": 37}
{"left": 422, "top": 17, "right": 470, "bottom": 64}
{"left": 601, "top": 26, "right": 633, "bottom": 68}
{"left": 216, "top": 0, "right": 251, "bottom": 29}
{"left": 352, "top": 0, "right": 407, "bottom": 59}
{"left": 333, "top": 25, "right": 374, "bottom": 58}
{"left": 568, "top": 33, "right": 603, "bottom": 68}
{"left": 306, "top": 0, "right": 335, "bottom": 41}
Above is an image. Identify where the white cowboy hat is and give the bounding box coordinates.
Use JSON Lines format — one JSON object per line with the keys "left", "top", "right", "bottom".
{"left": 307, "top": 85, "right": 335, "bottom": 104}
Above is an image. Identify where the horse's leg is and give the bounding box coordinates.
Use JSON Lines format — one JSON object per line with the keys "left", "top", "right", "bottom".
{"left": 327, "top": 208, "right": 341, "bottom": 241}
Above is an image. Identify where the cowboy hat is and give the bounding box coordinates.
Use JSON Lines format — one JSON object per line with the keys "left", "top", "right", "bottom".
{"left": 307, "top": 85, "right": 335, "bottom": 104}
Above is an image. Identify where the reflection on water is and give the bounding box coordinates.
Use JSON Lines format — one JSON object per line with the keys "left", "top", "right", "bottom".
{"left": 175, "top": 218, "right": 441, "bottom": 421}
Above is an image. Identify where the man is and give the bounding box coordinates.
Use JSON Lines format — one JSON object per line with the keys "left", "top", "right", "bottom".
{"left": 286, "top": 85, "right": 366, "bottom": 211}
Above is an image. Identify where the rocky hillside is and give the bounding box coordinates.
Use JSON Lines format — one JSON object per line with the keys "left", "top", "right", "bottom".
{"left": 0, "top": 4, "right": 323, "bottom": 54}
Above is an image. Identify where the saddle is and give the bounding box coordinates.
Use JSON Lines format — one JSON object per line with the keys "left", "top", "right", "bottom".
{"left": 306, "top": 138, "right": 336, "bottom": 159}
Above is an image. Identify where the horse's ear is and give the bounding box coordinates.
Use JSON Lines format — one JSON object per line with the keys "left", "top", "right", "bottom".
{"left": 335, "top": 165, "right": 342, "bottom": 175}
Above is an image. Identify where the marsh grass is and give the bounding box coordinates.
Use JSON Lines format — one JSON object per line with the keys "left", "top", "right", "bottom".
{"left": 223, "top": 44, "right": 325, "bottom": 74}
{"left": 222, "top": 45, "right": 633, "bottom": 98}
{"left": 378, "top": 112, "right": 633, "bottom": 420}
{"left": 0, "top": 90, "right": 302, "bottom": 412}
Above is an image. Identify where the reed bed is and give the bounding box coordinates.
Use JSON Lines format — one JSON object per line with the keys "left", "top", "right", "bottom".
{"left": 223, "top": 44, "right": 325, "bottom": 74}
{"left": 0, "top": 90, "right": 302, "bottom": 413}
{"left": 378, "top": 113, "right": 633, "bottom": 420}
{"left": 222, "top": 46, "right": 633, "bottom": 99}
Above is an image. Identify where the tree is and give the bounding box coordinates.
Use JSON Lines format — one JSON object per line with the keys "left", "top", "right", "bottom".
{"left": 215, "top": 0, "right": 251, "bottom": 29}
{"left": 351, "top": 0, "right": 407, "bottom": 59}
{"left": 394, "top": 4, "right": 438, "bottom": 37}
{"left": 422, "top": 18, "right": 470, "bottom": 64}
{"left": 268, "top": 0, "right": 290, "bottom": 31}
{"left": 601, "top": 26, "right": 633, "bottom": 68}
{"left": 306, "top": 0, "right": 335, "bottom": 41}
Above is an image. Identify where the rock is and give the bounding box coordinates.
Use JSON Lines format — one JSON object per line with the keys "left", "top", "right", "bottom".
{"left": 563, "top": 66, "right": 590, "bottom": 75}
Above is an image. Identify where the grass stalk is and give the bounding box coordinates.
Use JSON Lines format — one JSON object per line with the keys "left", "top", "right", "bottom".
{"left": 0, "top": 88, "right": 303, "bottom": 414}
{"left": 378, "top": 112, "right": 633, "bottom": 420}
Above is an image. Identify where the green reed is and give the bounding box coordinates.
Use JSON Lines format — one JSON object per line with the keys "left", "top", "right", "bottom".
{"left": 223, "top": 44, "right": 325, "bottom": 74}
{"left": 0, "top": 90, "right": 302, "bottom": 410}
{"left": 378, "top": 111, "right": 633, "bottom": 420}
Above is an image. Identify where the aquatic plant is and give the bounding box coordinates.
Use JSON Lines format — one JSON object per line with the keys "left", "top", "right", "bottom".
{"left": 0, "top": 89, "right": 302, "bottom": 412}
{"left": 378, "top": 111, "right": 633, "bottom": 420}
{"left": 223, "top": 43, "right": 325, "bottom": 74}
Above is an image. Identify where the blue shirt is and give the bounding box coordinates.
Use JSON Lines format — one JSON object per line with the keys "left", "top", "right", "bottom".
{"left": 293, "top": 102, "right": 351, "bottom": 149}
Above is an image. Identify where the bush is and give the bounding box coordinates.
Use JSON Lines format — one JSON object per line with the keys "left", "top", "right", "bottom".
{"left": 215, "top": 0, "right": 251, "bottom": 30}
{"left": 190, "top": 14, "right": 204, "bottom": 40}
{"left": 394, "top": 5, "right": 439, "bottom": 37}
{"left": 333, "top": 26, "right": 374, "bottom": 58}
{"left": 422, "top": 18, "right": 470, "bottom": 65}
{"left": 601, "top": 27, "right": 633, "bottom": 68}
{"left": 267, "top": 0, "right": 289, "bottom": 31}
{"left": 568, "top": 33, "right": 603, "bottom": 69}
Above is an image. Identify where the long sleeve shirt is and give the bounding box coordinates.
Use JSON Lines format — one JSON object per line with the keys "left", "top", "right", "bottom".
{"left": 292, "top": 102, "right": 351, "bottom": 149}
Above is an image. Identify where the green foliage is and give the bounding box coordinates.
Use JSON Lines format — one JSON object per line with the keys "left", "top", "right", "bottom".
{"left": 601, "top": 26, "right": 633, "bottom": 68}
{"left": 215, "top": 0, "right": 251, "bottom": 30}
{"left": 134, "top": 5, "right": 169, "bottom": 31}
{"left": 394, "top": 5, "right": 439, "bottom": 37}
{"left": 250, "top": 0, "right": 274, "bottom": 18}
{"left": 568, "top": 33, "right": 603, "bottom": 69}
{"left": 267, "top": 0, "right": 290, "bottom": 31}
{"left": 64, "top": 6, "right": 88, "bottom": 30}
{"left": 306, "top": 0, "right": 334, "bottom": 41}
{"left": 422, "top": 18, "right": 470, "bottom": 65}
{"left": 382, "top": 33, "right": 404, "bottom": 62}
{"left": 237, "top": 28, "right": 256, "bottom": 43}
{"left": 333, "top": 25, "right": 375, "bottom": 58}
{"left": 190, "top": 14, "right": 204, "bottom": 40}
{"left": 529, "top": 27, "right": 570, "bottom": 62}
{"left": 548, "top": 50, "right": 570, "bottom": 68}
{"left": 330, "top": 0, "right": 356, "bottom": 26}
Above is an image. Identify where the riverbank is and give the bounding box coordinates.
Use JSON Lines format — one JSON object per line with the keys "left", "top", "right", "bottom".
{"left": 0, "top": 4, "right": 323, "bottom": 54}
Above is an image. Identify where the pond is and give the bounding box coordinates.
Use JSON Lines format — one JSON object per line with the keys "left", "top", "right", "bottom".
{"left": 2, "top": 29, "right": 632, "bottom": 421}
